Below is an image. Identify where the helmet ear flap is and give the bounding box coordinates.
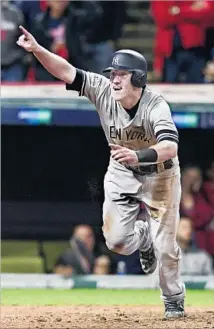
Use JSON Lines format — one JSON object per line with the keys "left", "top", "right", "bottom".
{"left": 131, "top": 70, "right": 146, "bottom": 88}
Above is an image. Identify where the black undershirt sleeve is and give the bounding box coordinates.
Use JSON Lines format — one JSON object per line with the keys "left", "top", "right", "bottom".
{"left": 65, "top": 69, "right": 84, "bottom": 93}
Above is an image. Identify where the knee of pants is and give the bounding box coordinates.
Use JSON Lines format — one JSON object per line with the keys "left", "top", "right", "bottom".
{"left": 104, "top": 233, "right": 131, "bottom": 255}
{"left": 102, "top": 219, "right": 126, "bottom": 254}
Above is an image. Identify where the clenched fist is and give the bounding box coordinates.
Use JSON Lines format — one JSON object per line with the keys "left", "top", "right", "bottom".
{"left": 16, "top": 25, "right": 39, "bottom": 53}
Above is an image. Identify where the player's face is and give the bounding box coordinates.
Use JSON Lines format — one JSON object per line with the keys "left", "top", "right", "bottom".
{"left": 110, "top": 70, "right": 134, "bottom": 101}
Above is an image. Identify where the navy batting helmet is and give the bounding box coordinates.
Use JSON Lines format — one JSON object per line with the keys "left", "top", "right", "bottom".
{"left": 103, "top": 49, "right": 147, "bottom": 88}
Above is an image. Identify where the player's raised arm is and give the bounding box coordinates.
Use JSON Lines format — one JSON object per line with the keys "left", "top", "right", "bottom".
{"left": 16, "top": 26, "right": 76, "bottom": 84}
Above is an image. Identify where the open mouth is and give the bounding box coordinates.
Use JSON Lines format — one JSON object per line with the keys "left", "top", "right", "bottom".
{"left": 113, "top": 86, "right": 122, "bottom": 91}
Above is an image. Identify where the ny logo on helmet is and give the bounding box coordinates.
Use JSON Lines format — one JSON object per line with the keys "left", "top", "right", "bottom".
{"left": 112, "top": 55, "right": 119, "bottom": 66}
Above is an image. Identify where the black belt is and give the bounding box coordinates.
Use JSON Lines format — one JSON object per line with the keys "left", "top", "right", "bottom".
{"left": 129, "top": 159, "right": 173, "bottom": 176}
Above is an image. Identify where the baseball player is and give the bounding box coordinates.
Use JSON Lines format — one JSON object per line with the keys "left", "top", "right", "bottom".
{"left": 17, "top": 25, "right": 185, "bottom": 319}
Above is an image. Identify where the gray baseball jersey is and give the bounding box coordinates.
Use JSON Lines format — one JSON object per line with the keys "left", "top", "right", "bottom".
{"left": 79, "top": 71, "right": 179, "bottom": 166}
{"left": 66, "top": 70, "right": 185, "bottom": 302}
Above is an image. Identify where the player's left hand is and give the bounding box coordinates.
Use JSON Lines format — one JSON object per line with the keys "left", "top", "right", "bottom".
{"left": 109, "top": 144, "right": 138, "bottom": 165}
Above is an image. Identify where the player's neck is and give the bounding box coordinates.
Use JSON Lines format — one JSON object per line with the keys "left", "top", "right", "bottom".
{"left": 120, "top": 88, "right": 143, "bottom": 110}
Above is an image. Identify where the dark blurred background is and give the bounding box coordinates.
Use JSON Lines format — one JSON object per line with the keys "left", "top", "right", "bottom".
{"left": 1, "top": 126, "right": 214, "bottom": 240}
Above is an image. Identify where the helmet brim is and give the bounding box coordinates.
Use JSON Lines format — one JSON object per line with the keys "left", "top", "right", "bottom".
{"left": 102, "top": 65, "right": 134, "bottom": 73}
{"left": 102, "top": 66, "right": 114, "bottom": 73}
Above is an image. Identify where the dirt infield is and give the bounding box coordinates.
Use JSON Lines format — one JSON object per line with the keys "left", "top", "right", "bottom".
{"left": 1, "top": 305, "right": 214, "bottom": 329}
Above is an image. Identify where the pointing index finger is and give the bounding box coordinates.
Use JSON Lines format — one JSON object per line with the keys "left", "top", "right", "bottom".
{"left": 19, "top": 25, "right": 30, "bottom": 37}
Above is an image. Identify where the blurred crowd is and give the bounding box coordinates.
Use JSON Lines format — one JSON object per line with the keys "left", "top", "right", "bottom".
{"left": 1, "top": 0, "right": 126, "bottom": 82}
{"left": 1, "top": 0, "right": 214, "bottom": 83}
{"left": 53, "top": 161, "right": 214, "bottom": 277}
{"left": 151, "top": 0, "right": 214, "bottom": 83}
